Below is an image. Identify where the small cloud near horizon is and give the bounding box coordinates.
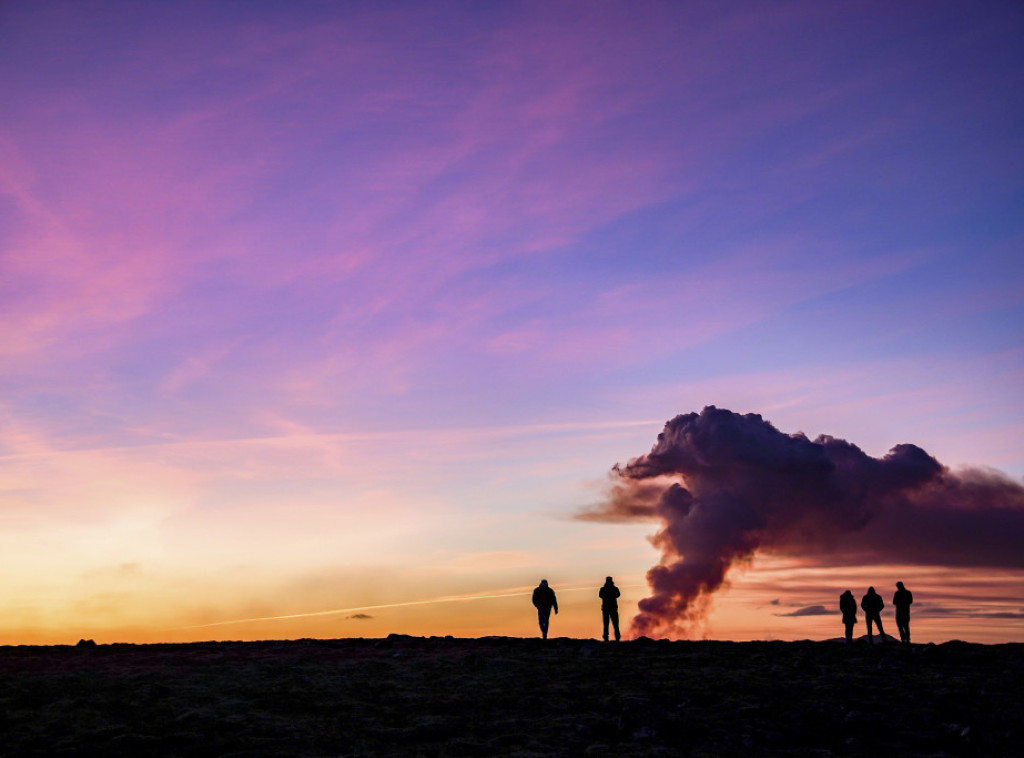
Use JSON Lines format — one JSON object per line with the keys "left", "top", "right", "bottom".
{"left": 346, "top": 613, "right": 373, "bottom": 620}
{"left": 775, "top": 605, "right": 833, "bottom": 617}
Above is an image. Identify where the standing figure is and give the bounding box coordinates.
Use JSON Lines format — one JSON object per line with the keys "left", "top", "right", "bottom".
{"left": 532, "top": 579, "right": 558, "bottom": 639}
{"left": 860, "top": 587, "right": 886, "bottom": 643}
{"left": 599, "top": 576, "right": 621, "bottom": 641}
{"left": 839, "top": 590, "right": 857, "bottom": 643}
{"left": 893, "top": 581, "right": 914, "bottom": 643}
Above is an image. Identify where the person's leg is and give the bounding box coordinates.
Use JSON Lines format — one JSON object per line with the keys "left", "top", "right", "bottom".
{"left": 845, "top": 621, "right": 853, "bottom": 643}
{"left": 538, "top": 608, "right": 550, "bottom": 639}
{"left": 898, "top": 614, "right": 910, "bottom": 643}
{"left": 876, "top": 615, "right": 886, "bottom": 642}
{"left": 866, "top": 616, "right": 875, "bottom": 641}
{"left": 611, "top": 609, "right": 620, "bottom": 641}
{"left": 602, "top": 609, "right": 609, "bottom": 641}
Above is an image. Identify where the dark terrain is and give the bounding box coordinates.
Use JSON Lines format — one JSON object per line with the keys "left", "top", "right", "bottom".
{"left": 1, "top": 635, "right": 1021, "bottom": 756}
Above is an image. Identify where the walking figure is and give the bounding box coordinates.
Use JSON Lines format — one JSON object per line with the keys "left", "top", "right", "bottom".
{"left": 532, "top": 579, "right": 558, "bottom": 639}
{"left": 893, "top": 581, "right": 913, "bottom": 643}
{"left": 861, "top": 587, "right": 886, "bottom": 643}
{"left": 839, "top": 590, "right": 857, "bottom": 643}
{"left": 599, "top": 576, "right": 621, "bottom": 641}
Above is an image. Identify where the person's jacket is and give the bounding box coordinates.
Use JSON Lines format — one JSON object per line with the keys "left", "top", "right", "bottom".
{"left": 599, "top": 584, "right": 620, "bottom": 610}
{"left": 840, "top": 592, "right": 857, "bottom": 622}
{"left": 893, "top": 588, "right": 913, "bottom": 611}
{"left": 861, "top": 592, "right": 884, "bottom": 615}
{"left": 532, "top": 585, "right": 557, "bottom": 611}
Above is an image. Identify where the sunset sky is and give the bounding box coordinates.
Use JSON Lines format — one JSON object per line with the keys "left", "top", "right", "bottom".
{"left": 2, "top": 1, "right": 1022, "bottom": 645}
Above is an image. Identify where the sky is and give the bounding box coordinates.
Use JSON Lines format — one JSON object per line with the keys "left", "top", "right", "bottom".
{"left": 1, "top": 0, "right": 1022, "bottom": 645}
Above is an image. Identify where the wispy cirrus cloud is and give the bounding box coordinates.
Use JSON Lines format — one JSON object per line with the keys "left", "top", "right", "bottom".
{"left": 2, "top": 1, "right": 1022, "bottom": 645}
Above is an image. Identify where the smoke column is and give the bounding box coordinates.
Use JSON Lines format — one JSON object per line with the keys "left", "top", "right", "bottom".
{"left": 580, "top": 406, "right": 1024, "bottom": 639}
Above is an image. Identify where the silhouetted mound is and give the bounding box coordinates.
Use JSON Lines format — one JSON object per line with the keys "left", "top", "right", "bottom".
{"left": 824, "top": 633, "right": 901, "bottom": 644}
{"left": 1, "top": 637, "right": 1021, "bottom": 756}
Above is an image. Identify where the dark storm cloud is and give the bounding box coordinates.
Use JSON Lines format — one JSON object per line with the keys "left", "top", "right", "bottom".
{"left": 579, "top": 406, "right": 1024, "bottom": 638}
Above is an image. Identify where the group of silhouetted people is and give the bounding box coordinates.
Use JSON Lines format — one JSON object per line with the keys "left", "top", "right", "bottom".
{"left": 840, "top": 582, "right": 914, "bottom": 644}
{"left": 531, "top": 576, "right": 621, "bottom": 641}
{"left": 531, "top": 577, "right": 916, "bottom": 643}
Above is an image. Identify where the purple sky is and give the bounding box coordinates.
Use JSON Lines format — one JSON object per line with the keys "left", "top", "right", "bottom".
{"left": 1, "top": 1, "right": 1022, "bottom": 642}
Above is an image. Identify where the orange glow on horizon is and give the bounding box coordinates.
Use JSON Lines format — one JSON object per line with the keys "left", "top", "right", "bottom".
{"left": 4, "top": 556, "right": 1023, "bottom": 646}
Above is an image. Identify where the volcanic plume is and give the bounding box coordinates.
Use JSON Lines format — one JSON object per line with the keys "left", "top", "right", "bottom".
{"left": 579, "top": 406, "right": 1024, "bottom": 639}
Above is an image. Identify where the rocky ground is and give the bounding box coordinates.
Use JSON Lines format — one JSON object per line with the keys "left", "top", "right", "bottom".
{"left": 1, "top": 635, "right": 1021, "bottom": 756}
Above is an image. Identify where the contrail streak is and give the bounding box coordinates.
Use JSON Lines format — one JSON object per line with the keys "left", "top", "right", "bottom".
{"left": 1, "top": 419, "right": 660, "bottom": 462}
{"left": 178, "top": 584, "right": 643, "bottom": 630}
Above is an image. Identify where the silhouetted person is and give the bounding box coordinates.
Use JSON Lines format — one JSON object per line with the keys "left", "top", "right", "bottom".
{"left": 861, "top": 586, "right": 886, "bottom": 643}
{"left": 532, "top": 579, "right": 558, "bottom": 639}
{"left": 599, "top": 576, "right": 621, "bottom": 641}
{"left": 839, "top": 590, "right": 857, "bottom": 643}
{"left": 893, "top": 581, "right": 913, "bottom": 643}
